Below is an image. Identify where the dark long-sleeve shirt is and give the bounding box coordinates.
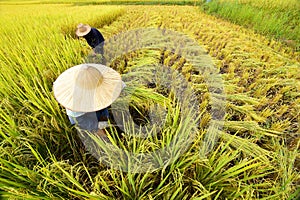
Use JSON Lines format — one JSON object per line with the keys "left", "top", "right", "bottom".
{"left": 83, "top": 28, "right": 105, "bottom": 48}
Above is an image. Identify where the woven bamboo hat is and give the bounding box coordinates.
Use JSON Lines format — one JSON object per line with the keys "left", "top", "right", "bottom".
{"left": 53, "top": 64, "right": 122, "bottom": 112}
{"left": 75, "top": 23, "right": 91, "bottom": 37}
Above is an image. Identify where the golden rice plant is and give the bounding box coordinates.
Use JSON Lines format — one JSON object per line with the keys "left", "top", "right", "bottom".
{"left": 0, "top": 2, "right": 299, "bottom": 200}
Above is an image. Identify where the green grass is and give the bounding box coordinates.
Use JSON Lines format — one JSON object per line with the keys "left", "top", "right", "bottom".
{"left": 201, "top": 0, "right": 300, "bottom": 50}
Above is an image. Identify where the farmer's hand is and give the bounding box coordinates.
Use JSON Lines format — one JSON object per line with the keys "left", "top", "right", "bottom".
{"left": 96, "top": 129, "right": 106, "bottom": 137}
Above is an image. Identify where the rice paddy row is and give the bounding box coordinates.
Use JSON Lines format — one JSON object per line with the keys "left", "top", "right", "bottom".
{"left": 99, "top": 5, "right": 299, "bottom": 138}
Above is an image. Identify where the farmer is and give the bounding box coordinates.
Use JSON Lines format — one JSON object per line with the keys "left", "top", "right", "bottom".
{"left": 75, "top": 23, "right": 105, "bottom": 56}
{"left": 53, "top": 63, "right": 124, "bottom": 139}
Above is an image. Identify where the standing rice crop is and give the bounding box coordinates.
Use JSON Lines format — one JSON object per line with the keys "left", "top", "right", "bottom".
{"left": 0, "top": 3, "right": 299, "bottom": 200}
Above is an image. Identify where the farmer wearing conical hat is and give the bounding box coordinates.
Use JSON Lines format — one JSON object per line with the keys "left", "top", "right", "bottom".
{"left": 76, "top": 23, "right": 105, "bottom": 55}
{"left": 53, "top": 63, "right": 124, "bottom": 138}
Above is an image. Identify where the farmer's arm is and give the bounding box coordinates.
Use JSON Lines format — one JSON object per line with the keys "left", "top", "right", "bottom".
{"left": 92, "top": 28, "right": 104, "bottom": 46}
{"left": 71, "top": 112, "right": 99, "bottom": 133}
{"left": 83, "top": 28, "right": 104, "bottom": 48}
{"left": 68, "top": 112, "right": 109, "bottom": 138}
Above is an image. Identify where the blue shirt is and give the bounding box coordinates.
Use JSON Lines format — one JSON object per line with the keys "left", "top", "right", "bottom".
{"left": 66, "top": 82, "right": 126, "bottom": 132}
{"left": 67, "top": 109, "right": 109, "bottom": 132}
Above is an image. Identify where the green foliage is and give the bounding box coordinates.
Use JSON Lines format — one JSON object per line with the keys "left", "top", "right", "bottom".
{"left": 201, "top": 0, "right": 300, "bottom": 50}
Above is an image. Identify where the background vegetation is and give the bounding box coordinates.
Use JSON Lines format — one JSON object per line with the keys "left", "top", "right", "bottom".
{"left": 201, "top": 0, "right": 300, "bottom": 50}
{"left": 2, "top": 0, "right": 299, "bottom": 49}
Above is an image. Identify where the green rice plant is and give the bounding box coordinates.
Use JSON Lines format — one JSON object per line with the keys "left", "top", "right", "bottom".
{"left": 216, "top": 0, "right": 300, "bottom": 11}
{"left": 268, "top": 138, "right": 300, "bottom": 199}
{"left": 201, "top": 0, "right": 300, "bottom": 49}
{"left": 187, "top": 137, "right": 278, "bottom": 198}
{"left": 0, "top": 3, "right": 125, "bottom": 199}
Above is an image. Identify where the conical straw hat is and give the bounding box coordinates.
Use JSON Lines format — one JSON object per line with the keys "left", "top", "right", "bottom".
{"left": 53, "top": 64, "right": 122, "bottom": 112}
{"left": 75, "top": 23, "right": 91, "bottom": 37}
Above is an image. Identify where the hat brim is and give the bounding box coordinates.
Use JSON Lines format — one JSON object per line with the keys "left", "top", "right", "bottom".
{"left": 75, "top": 25, "right": 91, "bottom": 37}
{"left": 53, "top": 64, "right": 122, "bottom": 112}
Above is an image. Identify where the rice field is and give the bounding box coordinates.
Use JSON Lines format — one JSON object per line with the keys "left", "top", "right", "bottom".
{"left": 0, "top": 1, "right": 299, "bottom": 200}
